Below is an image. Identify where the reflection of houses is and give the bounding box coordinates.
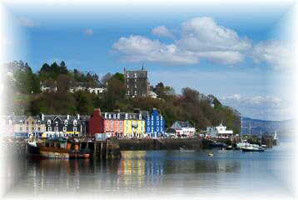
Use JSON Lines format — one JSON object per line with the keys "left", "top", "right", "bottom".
{"left": 170, "top": 121, "right": 196, "bottom": 137}
{"left": 206, "top": 124, "right": 233, "bottom": 138}
{"left": 144, "top": 108, "right": 165, "bottom": 138}
{"left": 124, "top": 67, "right": 149, "bottom": 97}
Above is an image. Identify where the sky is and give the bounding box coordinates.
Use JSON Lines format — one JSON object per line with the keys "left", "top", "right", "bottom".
{"left": 1, "top": 1, "right": 296, "bottom": 121}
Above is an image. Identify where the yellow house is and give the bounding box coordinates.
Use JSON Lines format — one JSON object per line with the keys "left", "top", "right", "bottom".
{"left": 123, "top": 113, "right": 145, "bottom": 138}
{"left": 14, "top": 116, "right": 46, "bottom": 136}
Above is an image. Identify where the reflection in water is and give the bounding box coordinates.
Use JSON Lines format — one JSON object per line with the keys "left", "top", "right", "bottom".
{"left": 3, "top": 149, "right": 291, "bottom": 199}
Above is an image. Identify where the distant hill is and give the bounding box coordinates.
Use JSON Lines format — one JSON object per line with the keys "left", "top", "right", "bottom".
{"left": 241, "top": 117, "right": 294, "bottom": 137}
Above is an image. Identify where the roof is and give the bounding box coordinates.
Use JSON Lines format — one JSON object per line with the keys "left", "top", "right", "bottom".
{"left": 102, "top": 112, "right": 145, "bottom": 120}
{"left": 124, "top": 70, "right": 148, "bottom": 79}
{"left": 171, "top": 121, "right": 194, "bottom": 130}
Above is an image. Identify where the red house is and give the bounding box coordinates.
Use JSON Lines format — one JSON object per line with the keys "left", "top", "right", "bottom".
{"left": 89, "top": 108, "right": 104, "bottom": 136}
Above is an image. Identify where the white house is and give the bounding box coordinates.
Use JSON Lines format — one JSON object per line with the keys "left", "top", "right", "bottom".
{"left": 88, "top": 87, "right": 105, "bottom": 95}
{"left": 149, "top": 91, "right": 158, "bottom": 99}
{"left": 170, "top": 121, "right": 196, "bottom": 137}
{"left": 206, "top": 123, "right": 233, "bottom": 138}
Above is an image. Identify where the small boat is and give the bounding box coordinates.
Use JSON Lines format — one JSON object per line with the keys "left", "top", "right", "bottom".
{"left": 226, "top": 145, "right": 233, "bottom": 150}
{"left": 209, "top": 142, "right": 227, "bottom": 148}
{"left": 242, "top": 144, "right": 265, "bottom": 152}
{"left": 208, "top": 153, "right": 214, "bottom": 157}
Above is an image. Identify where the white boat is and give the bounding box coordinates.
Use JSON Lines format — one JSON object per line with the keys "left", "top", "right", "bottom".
{"left": 242, "top": 144, "right": 265, "bottom": 152}
{"left": 236, "top": 140, "right": 250, "bottom": 149}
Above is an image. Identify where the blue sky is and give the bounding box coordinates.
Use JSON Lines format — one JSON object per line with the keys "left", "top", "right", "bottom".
{"left": 3, "top": 1, "right": 295, "bottom": 120}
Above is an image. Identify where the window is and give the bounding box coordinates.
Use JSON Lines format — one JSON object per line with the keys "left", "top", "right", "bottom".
{"left": 73, "top": 127, "right": 77, "bottom": 132}
{"left": 20, "top": 127, "right": 23, "bottom": 131}
{"left": 54, "top": 127, "right": 58, "bottom": 132}
{"left": 63, "top": 127, "right": 67, "bottom": 132}
{"left": 38, "top": 127, "right": 41, "bottom": 131}
{"left": 48, "top": 127, "right": 52, "bottom": 132}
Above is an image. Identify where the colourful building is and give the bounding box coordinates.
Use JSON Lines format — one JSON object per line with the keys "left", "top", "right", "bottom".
{"left": 123, "top": 112, "right": 145, "bottom": 138}
{"left": 89, "top": 109, "right": 105, "bottom": 136}
{"left": 103, "top": 112, "right": 125, "bottom": 137}
{"left": 144, "top": 109, "right": 166, "bottom": 138}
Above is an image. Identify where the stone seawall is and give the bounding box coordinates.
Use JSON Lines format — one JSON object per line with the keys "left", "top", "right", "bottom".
{"left": 117, "top": 138, "right": 203, "bottom": 150}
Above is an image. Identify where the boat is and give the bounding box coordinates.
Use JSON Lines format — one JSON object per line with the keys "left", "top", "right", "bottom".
{"left": 27, "top": 138, "right": 90, "bottom": 159}
{"left": 236, "top": 140, "right": 250, "bottom": 149}
{"left": 242, "top": 144, "right": 265, "bottom": 152}
{"left": 209, "top": 141, "right": 227, "bottom": 148}
{"left": 226, "top": 145, "right": 233, "bottom": 150}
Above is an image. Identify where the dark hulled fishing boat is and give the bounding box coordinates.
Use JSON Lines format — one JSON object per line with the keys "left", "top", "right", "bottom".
{"left": 27, "top": 139, "right": 90, "bottom": 159}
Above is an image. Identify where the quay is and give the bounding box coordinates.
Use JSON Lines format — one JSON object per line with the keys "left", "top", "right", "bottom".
{"left": 1, "top": 134, "right": 276, "bottom": 159}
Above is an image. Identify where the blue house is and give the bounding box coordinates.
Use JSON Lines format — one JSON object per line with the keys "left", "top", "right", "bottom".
{"left": 144, "top": 108, "right": 166, "bottom": 138}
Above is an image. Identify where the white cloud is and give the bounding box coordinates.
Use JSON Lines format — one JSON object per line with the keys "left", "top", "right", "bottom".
{"left": 197, "top": 51, "right": 244, "bottom": 65}
{"left": 251, "top": 41, "right": 292, "bottom": 69}
{"left": 113, "top": 17, "right": 252, "bottom": 66}
{"left": 113, "top": 17, "right": 291, "bottom": 67}
{"left": 113, "top": 35, "right": 199, "bottom": 65}
{"left": 83, "top": 28, "right": 93, "bottom": 36}
{"left": 179, "top": 17, "right": 251, "bottom": 52}
{"left": 17, "top": 16, "right": 37, "bottom": 27}
{"left": 151, "top": 26, "right": 174, "bottom": 38}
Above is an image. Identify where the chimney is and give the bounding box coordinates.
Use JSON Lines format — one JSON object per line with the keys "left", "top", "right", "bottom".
{"left": 77, "top": 114, "right": 80, "bottom": 120}
{"left": 41, "top": 114, "right": 44, "bottom": 121}
{"left": 67, "top": 115, "right": 70, "bottom": 120}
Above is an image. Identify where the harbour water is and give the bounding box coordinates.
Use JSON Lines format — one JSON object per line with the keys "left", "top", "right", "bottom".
{"left": 2, "top": 140, "right": 295, "bottom": 200}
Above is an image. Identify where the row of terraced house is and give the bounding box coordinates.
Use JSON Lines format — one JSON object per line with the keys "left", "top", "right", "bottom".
{"left": 0, "top": 108, "right": 166, "bottom": 139}
{"left": 89, "top": 108, "right": 165, "bottom": 138}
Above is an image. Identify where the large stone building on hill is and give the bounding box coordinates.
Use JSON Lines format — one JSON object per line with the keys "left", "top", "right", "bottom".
{"left": 124, "top": 67, "right": 149, "bottom": 97}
